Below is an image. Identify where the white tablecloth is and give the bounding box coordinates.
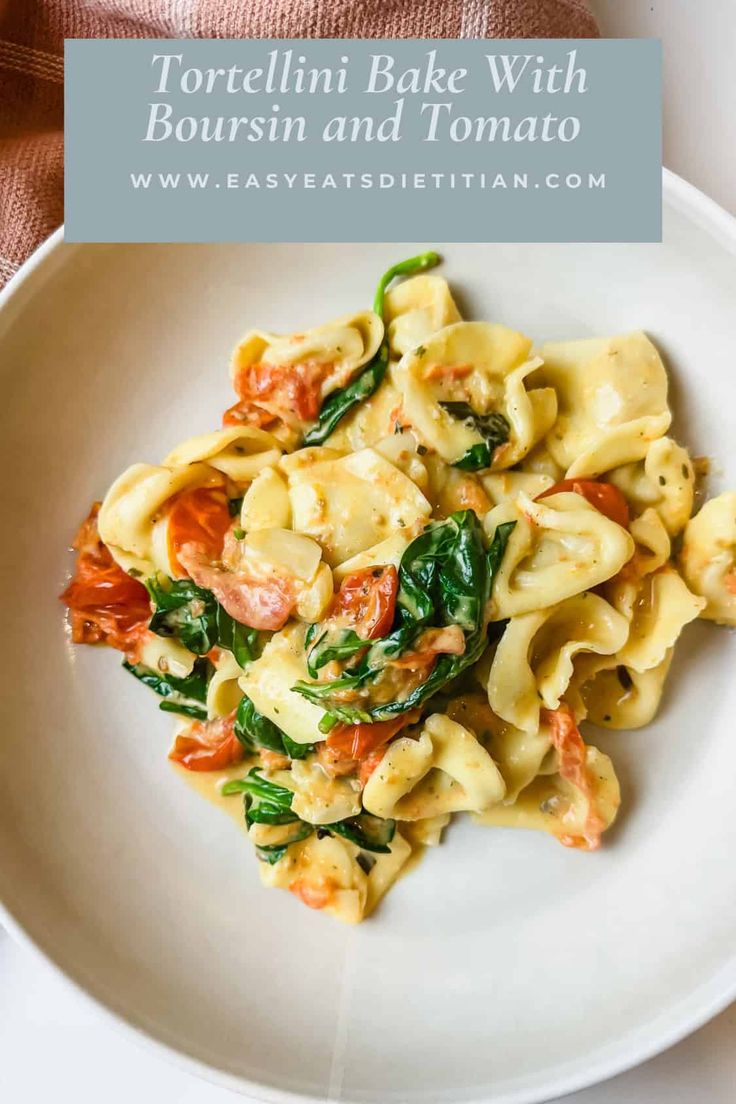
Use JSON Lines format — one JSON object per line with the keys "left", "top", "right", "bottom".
{"left": 3, "top": 2, "right": 735, "bottom": 1100}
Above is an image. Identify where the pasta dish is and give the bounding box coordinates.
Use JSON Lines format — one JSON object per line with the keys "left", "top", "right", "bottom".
{"left": 60, "top": 252, "right": 735, "bottom": 922}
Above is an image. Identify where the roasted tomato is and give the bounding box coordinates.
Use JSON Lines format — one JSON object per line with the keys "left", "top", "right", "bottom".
{"left": 169, "top": 709, "right": 244, "bottom": 772}
{"left": 227, "top": 360, "right": 329, "bottom": 427}
{"left": 177, "top": 543, "right": 296, "bottom": 631}
{"left": 538, "top": 479, "right": 630, "bottom": 529}
{"left": 166, "top": 486, "right": 232, "bottom": 578}
{"left": 60, "top": 504, "right": 151, "bottom": 654}
{"left": 330, "top": 565, "right": 398, "bottom": 640}
{"left": 326, "top": 709, "right": 421, "bottom": 762}
{"left": 541, "top": 703, "right": 606, "bottom": 851}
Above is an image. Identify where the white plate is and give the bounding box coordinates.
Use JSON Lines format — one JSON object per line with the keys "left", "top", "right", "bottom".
{"left": 1, "top": 172, "right": 735, "bottom": 1104}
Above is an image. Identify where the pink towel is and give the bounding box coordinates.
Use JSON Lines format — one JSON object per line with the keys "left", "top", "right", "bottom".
{"left": 0, "top": 0, "right": 598, "bottom": 288}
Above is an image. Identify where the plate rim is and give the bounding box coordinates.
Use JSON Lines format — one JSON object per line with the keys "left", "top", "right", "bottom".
{"left": 1, "top": 168, "right": 736, "bottom": 1104}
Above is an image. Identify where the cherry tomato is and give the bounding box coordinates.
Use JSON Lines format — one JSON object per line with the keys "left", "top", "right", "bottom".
{"left": 358, "top": 746, "right": 388, "bottom": 786}
{"left": 231, "top": 360, "right": 328, "bottom": 425}
{"left": 166, "top": 486, "right": 231, "bottom": 578}
{"left": 327, "top": 709, "right": 421, "bottom": 762}
{"left": 331, "top": 565, "right": 398, "bottom": 640}
{"left": 60, "top": 504, "right": 151, "bottom": 654}
{"left": 176, "top": 544, "right": 296, "bottom": 631}
{"left": 538, "top": 479, "right": 630, "bottom": 528}
{"left": 169, "top": 709, "right": 244, "bottom": 772}
{"left": 541, "top": 703, "right": 606, "bottom": 851}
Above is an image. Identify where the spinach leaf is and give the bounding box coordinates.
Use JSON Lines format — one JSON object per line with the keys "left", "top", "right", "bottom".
{"left": 254, "top": 823, "right": 314, "bottom": 866}
{"left": 158, "top": 700, "right": 208, "bottom": 720}
{"left": 234, "top": 696, "right": 313, "bottom": 760}
{"left": 223, "top": 768, "right": 299, "bottom": 826}
{"left": 147, "top": 575, "right": 260, "bottom": 666}
{"left": 223, "top": 768, "right": 316, "bottom": 865}
{"left": 303, "top": 355, "right": 389, "bottom": 446}
{"left": 304, "top": 251, "right": 441, "bottom": 446}
{"left": 327, "top": 813, "right": 396, "bottom": 854}
{"left": 123, "top": 657, "right": 210, "bottom": 703}
{"left": 123, "top": 657, "right": 211, "bottom": 720}
{"left": 487, "top": 520, "right": 517, "bottom": 577}
{"left": 147, "top": 576, "right": 218, "bottom": 655}
{"left": 439, "top": 403, "right": 510, "bottom": 472}
{"left": 216, "top": 604, "right": 260, "bottom": 667}
{"left": 292, "top": 512, "right": 516, "bottom": 723}
{"left": 306, "top": 627, "right": 368, "bottom": 677}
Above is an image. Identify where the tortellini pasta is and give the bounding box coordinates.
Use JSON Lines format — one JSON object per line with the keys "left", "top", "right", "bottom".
{"left": 98, "top": 460, "right": 224, "bottom": 576}
{"left": 533, "top": 332, "right": 671, "bottom": 478}
{"left": 488, "top": 593, "right": 630, "bottom": 734}
{"left": 63, "top": 258, "right": 736, "bottom": 923}
{"left": 606, "top": 437, "right": 694, "bottom": 536}
{"left": 232, "top": 311, "right": 383, "bottom": 406}
{"left": 163, "top": 426, "right": 282, "bottom": 486}
{"left": 239, "top": 623, "right": 326, "bottom": 746}
{"left": 207, "top": 650, "right": 246, "bottom": 719}
{"left": 485, "top": 491, "right": 635, "bottom": 618}
{"left": 577, "top": 651, "right": 674, "bottom": 730}
{"left": 362, "top": 715, "right": 505, "bottom": 820}
{"left": 383, "top": 273, "right": 462, "bottom": 358}
{"left": 679, "top": 492, "right": 736, "bottom": 625}
{"left": 474, "top": 746, "right": 620, "bottom": 850}
{"left": 282, "top": 445, "right": 431, "bottom": 566}
{"left": 258, "top": 830, "right": 412, "bottom": 924}
{"left": 393, "top": 321, "right": 556, "bottom": 470}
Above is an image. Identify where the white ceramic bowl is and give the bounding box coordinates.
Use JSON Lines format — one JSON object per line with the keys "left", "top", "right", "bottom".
{"left": 1, "top": 172, "right": 735, "bottom": 1104}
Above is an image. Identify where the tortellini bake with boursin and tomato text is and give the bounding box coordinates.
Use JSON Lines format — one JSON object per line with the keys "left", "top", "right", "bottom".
{"left": 61, "top": 252, "right": 735, "bottom": 923}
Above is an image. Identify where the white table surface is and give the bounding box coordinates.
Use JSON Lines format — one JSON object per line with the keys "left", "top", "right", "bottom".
{"left": 3, "top": 2, "right": 736, "bottom": 1102}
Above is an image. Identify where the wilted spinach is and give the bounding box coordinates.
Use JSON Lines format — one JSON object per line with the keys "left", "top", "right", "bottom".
{"left": 304, "top": 251, "right": 441, "bottom": 445}
{"left": 439, "top": 402, "right": 510, "bottom": 472}
{"left": 293, "top": 512, "right": 516, "bottom": 723}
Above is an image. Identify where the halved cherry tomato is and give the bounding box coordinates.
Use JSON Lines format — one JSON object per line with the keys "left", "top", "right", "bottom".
{"left": 169, "top": 709, "right": 244, "bottom": 772}
{"left": 326, "top": 709, "right": 421, "bottom": 762}
{"left": 541, "top": 703, "right": 605, "bottom": 851}
{"left": 231, "top": 360, "right": 329, "bottom": 425}
{"left": 177, "top": 543, "right": 296, "bottom": 630}
{"left": 166, "top": 486, "right": 231, "bottom": 578}
{"left": 331, "top": 565, "right": 398, "bottom": 640}
{"left": 538, "top": 479, "right": 629, "bottom": 529}
{"left": 358, "top": 746, "right": 388, "bottom": 786}
{"left": 60, "top": 504, "right": 151, "bottom": 654}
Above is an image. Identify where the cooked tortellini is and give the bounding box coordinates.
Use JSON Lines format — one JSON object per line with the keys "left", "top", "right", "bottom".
{"left": 393, "top": 321, "right": 556, "bottom": 470}
{"left": 231, "top": 311, "right": 383, "bottom": 434}
{"left": 362, "top": 715, "right": 505, "bottom": 820}
{"left": 63, "top": 256, "right": 736, "bottom": 923}
{"left": 488, "top": 593, "right": 630, "bottom": 734}
{"left": 98, "top": 460, "right": 225, "bottom": 576}
{"left": 607, "top": 437, "right": 694, "bottom": 536}
{"left": 163, "top": 426, "right": 282, "bottom": 486}
{"left": 577, "top": 651, "right": 674, "bottom": 730}
{"left": 474, "top": 746, "right": 620, "bottom": 850}
{"left": 679, "top": 492, "right": 736, "bottom": 624}
{"left": 258, "top": 830, "right": 412, "bottom": 924}
{"left": 383, "top": 273, "right": 462, "bottom": 358}
{"left": 282, "top": 445, "right": 431, "bottom": 566}
{"left": 485, "top": 492, "right": 634, "bottom": 618}
{"left": 533, "top": 332, "right": 671, "bottom": 478}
